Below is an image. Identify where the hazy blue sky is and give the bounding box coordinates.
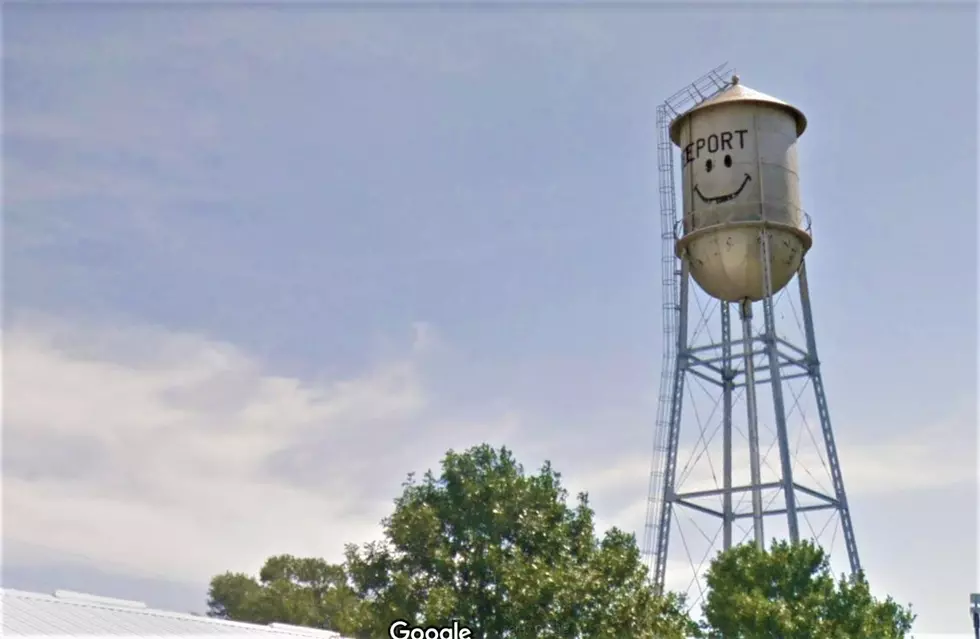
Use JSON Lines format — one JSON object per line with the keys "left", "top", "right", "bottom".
{"left": 3, "top": 3, "right": 976, "bottom": 635}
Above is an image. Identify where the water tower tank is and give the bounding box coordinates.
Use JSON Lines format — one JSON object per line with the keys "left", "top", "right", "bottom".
{"left": 670, "top": 78, "right": 812, "bottom": 302}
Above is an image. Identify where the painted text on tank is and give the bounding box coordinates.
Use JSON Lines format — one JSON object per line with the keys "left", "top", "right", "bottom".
{"left": 682, "top": 129, "right": 748, "bottom": 167}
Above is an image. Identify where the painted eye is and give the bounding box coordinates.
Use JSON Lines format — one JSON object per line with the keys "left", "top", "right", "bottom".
{"left": 705, "top": 159, "right": 713, "bottom": 172}
{"left": 724, "top": 154, "right": 733, "bottom": 168}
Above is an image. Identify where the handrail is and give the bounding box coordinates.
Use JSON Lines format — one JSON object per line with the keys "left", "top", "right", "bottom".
{"left": 672, "top": 203, "right": 814, "bottom": 241}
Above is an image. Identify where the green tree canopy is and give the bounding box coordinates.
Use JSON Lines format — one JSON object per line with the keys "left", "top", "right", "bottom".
{"left": 208, "top": 444, "right": 694, "bottom": 638}
{"left": 208, "top": 554, "right": 365, "bottom": 631}
{"left": 699, "top": 539, "right": 915, "bottom": 638}
{"left": 209, "top": 446, "right": 916, "bottom": 638}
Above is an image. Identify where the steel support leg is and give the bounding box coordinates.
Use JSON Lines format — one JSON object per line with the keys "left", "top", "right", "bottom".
{"left": 653, "top": 258, "right": 692, "bottom": 592}
{"left": 798, "top": 261, "right": 861, "bottom": 574}
{"left": 738, "top": 299, "right": 765, "bottom": 549}
{"left": 759, "top": 230, "right": 800, "bottom": 543}
{"left": 721, "top": 301, "right": 734, "bottom": 550}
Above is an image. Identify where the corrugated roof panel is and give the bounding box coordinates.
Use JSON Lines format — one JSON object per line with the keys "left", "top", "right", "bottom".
{"left": 1, "top": 588, "right": 348, "bottom": 637}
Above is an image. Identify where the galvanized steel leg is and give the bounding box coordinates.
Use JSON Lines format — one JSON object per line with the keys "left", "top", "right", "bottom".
{"left": 653, "top": 258, "right": 691, "bottom": 593}
{"left": 760, "top": 230, "right": 800, "bottom": 543}
{"left": 721, "top": 300, "right": 734, "bottom": 550}
{"left": 739, "top": 299, "right": 765, "bottom": 549}
{"left": 798, "top": 261, "right": 861, "bottom": 575}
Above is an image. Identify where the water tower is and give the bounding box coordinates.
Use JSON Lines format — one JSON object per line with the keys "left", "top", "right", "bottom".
{"left": 642, "top": 65, "right": 862, "bottom": 601}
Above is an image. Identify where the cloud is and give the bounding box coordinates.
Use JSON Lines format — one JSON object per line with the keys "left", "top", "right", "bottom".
{"left": 4, "top": 9, "right": 619, "bottom": 164}
{"left": 6, "top": 9, "right": 615, "bottom": 86}
{"left": 1, "top": 313, "right": 517, "bottom": 584}
{"left": 3, "top": 311, "right": 971, "bottom": 605}
{"left": 6, "top": 9, "right": 626, "bottom": 283}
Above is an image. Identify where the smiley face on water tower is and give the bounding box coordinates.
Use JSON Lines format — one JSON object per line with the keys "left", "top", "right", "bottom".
{"left": 682, "top": 128, "right": 752, "bottom": 204}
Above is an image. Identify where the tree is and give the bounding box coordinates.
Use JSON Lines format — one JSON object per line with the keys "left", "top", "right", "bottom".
{"left": 208, "top": 555, "right": 366, "bottom": 632}
{"left": 699, "top": 539, "right": 915, "bottom": 639}
{"left": 209, "top": 444, "right": 695, "bottom": 638}
{"left": 342, "top": 445, "right": 695, "bottom": 638}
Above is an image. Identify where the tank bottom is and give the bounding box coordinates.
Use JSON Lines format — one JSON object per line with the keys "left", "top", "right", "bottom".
{"left": 674, "top": 221, "right": 812, "bottom": 302}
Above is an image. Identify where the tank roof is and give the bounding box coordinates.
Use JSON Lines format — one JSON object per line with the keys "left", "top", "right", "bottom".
{"left": 669, "top": 79, "right": 807, "bottom": 144}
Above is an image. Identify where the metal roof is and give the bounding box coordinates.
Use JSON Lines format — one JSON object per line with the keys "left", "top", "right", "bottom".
{"left": 1, "top": 588, "right": 351, "bottom": 638}
{"left": 668, "top": 77, "right": 808, "bottom": 144}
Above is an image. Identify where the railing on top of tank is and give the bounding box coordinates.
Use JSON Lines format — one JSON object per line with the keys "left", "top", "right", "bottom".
{"left": 672, "top": 202, "right": 813, "bottom": 241}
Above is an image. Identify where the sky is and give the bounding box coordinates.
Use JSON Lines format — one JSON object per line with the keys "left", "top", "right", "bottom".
{"left": 2, "top": 2, "right": 977, "bottom": 635}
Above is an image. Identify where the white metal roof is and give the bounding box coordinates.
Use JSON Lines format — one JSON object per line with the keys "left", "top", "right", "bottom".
{"left": 1, "top": 588, "right": 351, "bottom": 638}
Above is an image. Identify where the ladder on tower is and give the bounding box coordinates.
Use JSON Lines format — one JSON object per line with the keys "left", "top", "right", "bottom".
{"left": 642, "top": 62, "right": 734, "bottom": 588}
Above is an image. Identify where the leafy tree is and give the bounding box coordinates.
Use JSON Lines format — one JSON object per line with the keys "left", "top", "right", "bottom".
{"left": 209, "top": 444, "right": 695, "bottom": 638}
{"left": 700, "top": 539, "right": 915, "bottom": 638}
{"left": 342, "top": 444, "right": 695, "bottom": 638}
{"left": 208, "top": 555, "right": 365, "bottom": 632}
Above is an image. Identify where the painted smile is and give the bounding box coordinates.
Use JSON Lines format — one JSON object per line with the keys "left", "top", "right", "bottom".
{"left": 694, "top": 174, "right": 752, "bottom": 204}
